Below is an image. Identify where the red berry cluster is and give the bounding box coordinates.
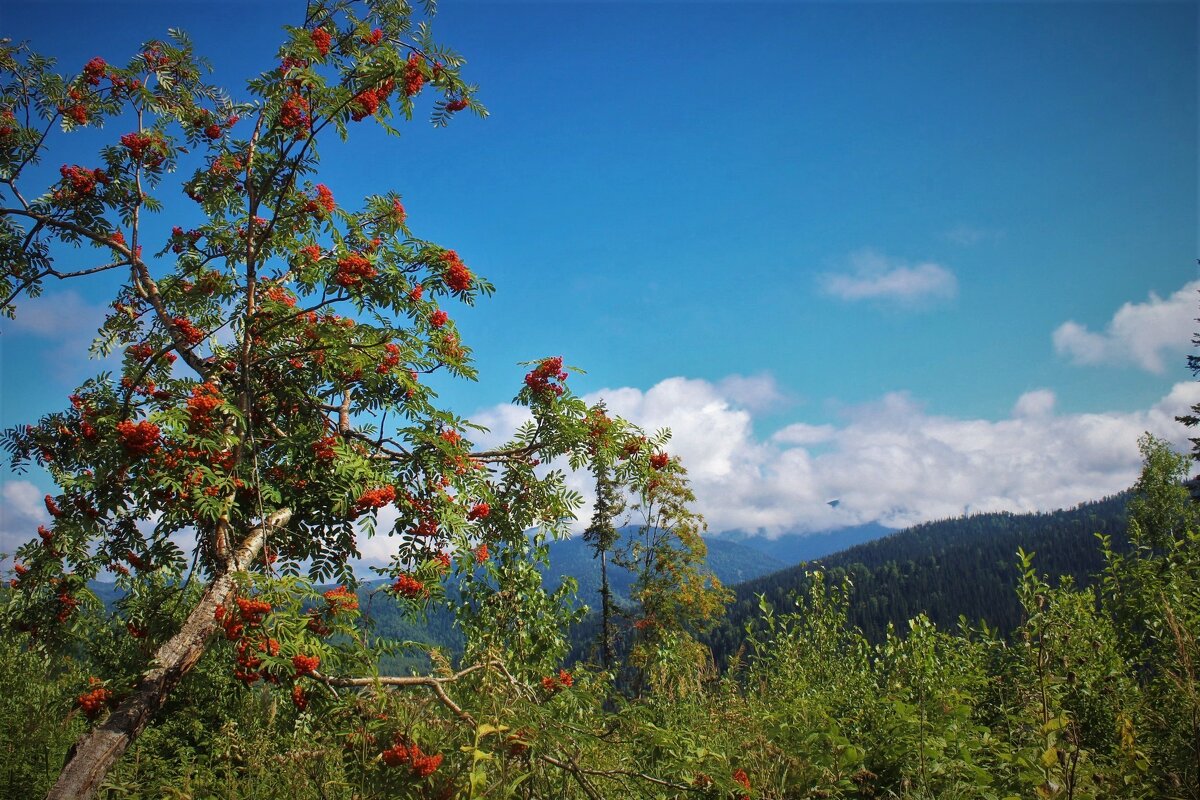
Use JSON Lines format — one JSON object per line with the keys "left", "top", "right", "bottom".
{"left": 172, "top": 317, "right": 205, "bottom": 346}
{"left": 313, "top": 435, "right": 338, "bottom": 461}
{"left": 142, "top": 47, "right": 171, "bottom": 69}
{"left": 363, "top": 28, "right": 384, "bottom": 46}
{"left": 169, "top": 226, "right": 203, "bottom": 253}
{"left": 82, "top": 57, "right": 107, "bottom": 85}
{"left": 381, "top": 740, "right": 443, "bottom": 777}
{"left": 232, "top": 635, "right": 280, "bottom": 686}
{"left": 446, "top": 97, "right": 469, "bottom": 113}
{"left": 732, "top": 768, "right": 751, "bottom": 800}
{"left": 217, "top": 601, "right": 276, "bottom": 685}
{"left": 56, "top": 84, "right": 91, "bottom": 125}
{"left": 186, "top": 382, "right": 222, "bottom": 430}
{"left": 56, "top": 589, "right": 80, "bottom": 622}
{"left": 429, "top": 310, "right": 449, "bottom": 329}
{"left": 402, "top": 53, "right": 425, "bottom": 97}
{"left": 280, "top": 94, "right": 310, "bottom": 131}
{"left": 116, "top": 419, "right": 162, "bottom": 458}
{"left": 392, "top": 574, "right": 426, "bottom": 599}
{"left": 410, "top": 514, "right": 438, "bottom": 538}
{"left": 77, "top": 679, "right": 112, "bottom": 720}
{"left": 354, "top": 485, "right": 396, "bottom": 515}
{"left": 292, "top": 653, "right": 320, "bottom": 676}
{"left": 323, "top": 585, "right": 359, "bottom": 614}
{"left": 349, "top": 78, "right": 395, "bottom": 122}
{"left": 56, "top": 165, "right": 109, "bottom": 201}
{"left": 306, "top": 184, "right": 335, "bottom": 216}
{"left": 334, "top": 253, "right": 377, "bottom": 288}
{"left": 291, "top": 684, "right": 308, "bottom": 711}
{"left": 310, "top": 27, "right": 332, "bottom": 57}
{"left": 391, "top": 198, "right": 407, "bottom": 225}
{"left": 0, "top": 108, "right": 16, "bottom": 137}
{"left": 377, "top": 342, "right": 402, "bottom": 374}
{"left": 621, "top": 437, "right": 646, "bottom": 461}
{"left": 305, "top": 609, "right": 332, "bottom": 638}
{"left": 264, "top": 286, "right": 297, "bottom": 307}
{"left": 541, "top": 669, "right": 573, "bottom": 693}
{"left": 441, "top": 250, "right": 472, "bottom": 292}
{"left": 279, "top": 56, "right": 307, "bottom": 76}
{"left": 45, "top": 495, "right": 62, "bottom": 517}
{"left": 649, "top": 452, "right": 669, "bottom": 470}
{"left": 524, "top": 356, "right": 568, "bottom": 399}
{"left": 467, "top": 502, "right": 490, "bottom": 521}
{"left": 119, "top": 132, "right": 166, "bottom": 167}
{"left": 474, "top": 543, "right": 489, "bottom": 564}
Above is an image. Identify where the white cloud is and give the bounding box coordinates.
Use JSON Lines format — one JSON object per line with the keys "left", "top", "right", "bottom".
{"left": 1053, "top": 280, "right": 1199, "bottom": 374}
{"left": 1013, "top": 389, "right": 1056, "bottom": 418}
{"left": 819, "top": 248, "right": 958, "bottom": 306}
{"left": 715, "top": 373, "right": 789, "bottom": 413}
{"left": 461, "top": 375, "right": 1199, "bottom": 540}
{"left": 0, "top": 479, "right": 50, "bottom": 559}
{"left": 771, "top": 422, "right": 837, "bottom": 446}
{"left": 5, "top": 291, "right": 104, "bottom": 337}
{"left": 12, "top": 374, "right": 1196, "bottom": 570}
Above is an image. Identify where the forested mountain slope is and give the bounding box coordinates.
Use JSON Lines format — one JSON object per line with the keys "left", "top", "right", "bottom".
{"left": 705, "top": 493, "right": 1130, "bottom": 663}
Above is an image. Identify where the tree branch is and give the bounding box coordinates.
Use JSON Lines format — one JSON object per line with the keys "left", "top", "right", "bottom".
{"left": 45, "top": 509, "right": 293, "bottom": 800}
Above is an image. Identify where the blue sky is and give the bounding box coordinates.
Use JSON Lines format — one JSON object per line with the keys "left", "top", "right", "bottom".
{"left": 1, "top": 1, "right": 1197, "bottom": 552}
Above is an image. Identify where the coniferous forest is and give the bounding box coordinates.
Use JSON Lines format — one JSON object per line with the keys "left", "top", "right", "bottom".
{"left": 2, "top": 1, "right": 1198, "bottom": 798}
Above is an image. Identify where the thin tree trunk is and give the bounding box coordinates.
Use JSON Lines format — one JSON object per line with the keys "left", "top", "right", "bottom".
{"left": 599, "top": 548, "right": 613, "bottom": 671}
{"left": 46, "top": 509, "right": 291, "bottom": 800}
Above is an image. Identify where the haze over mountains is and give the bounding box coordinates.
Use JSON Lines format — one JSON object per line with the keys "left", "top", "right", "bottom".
{"left": 88, "top": 494, "right": 1132, "bottom": 672}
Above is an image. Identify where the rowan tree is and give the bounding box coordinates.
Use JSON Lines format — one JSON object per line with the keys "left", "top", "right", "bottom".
{"left": 0, "top": 2, "right": 674, "bottom": 797}
{"left": 618, "top": 452, "right": 731, "bottom": 696}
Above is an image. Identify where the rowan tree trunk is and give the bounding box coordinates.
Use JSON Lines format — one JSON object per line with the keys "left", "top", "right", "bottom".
{"left": 46, "top": 509, "right": 291, "bottom": 800}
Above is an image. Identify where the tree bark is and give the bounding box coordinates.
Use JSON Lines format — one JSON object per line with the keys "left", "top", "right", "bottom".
{"left": 599, "top": 549, "right": 614, "bottom": 671}
{"left": 46, "top": 509, "right": 291, "bottom": 800}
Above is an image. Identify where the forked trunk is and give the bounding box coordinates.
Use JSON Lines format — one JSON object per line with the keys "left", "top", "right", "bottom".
{"left": 46, "top": 509, "right": 291, "bottom": 800}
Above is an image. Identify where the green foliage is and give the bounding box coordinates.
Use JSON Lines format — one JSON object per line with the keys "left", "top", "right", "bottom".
{"left": 3, "top": 0, "right": 1200, "bottom": 795}
{"left": 708, "top": 492, "right": 1131, "bottom": 664}
{"left": 1101, "top": 435, "right": 1200, "bottom": 798}
{"left": 0, "top": 613, "right": 86, "bottom": 797}
{"left": 3, "top": 434, "right": 1200, "bottom": 799}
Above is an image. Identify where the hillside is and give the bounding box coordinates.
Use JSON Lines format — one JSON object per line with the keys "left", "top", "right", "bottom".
{"left": 542, "top": 527, "right": 784, "bottom": 608}
{"left": 711, "top": 521, "right": 894, "bottom": 566}
{"left": 704, "top": 492, "right": 1131, "bottom": 664}
{"left": 88, "top": 498, "right": 1130, "bottom": 670}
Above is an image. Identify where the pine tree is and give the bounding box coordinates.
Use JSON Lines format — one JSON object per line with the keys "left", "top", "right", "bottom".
{"left": 582, "top": 454, "right": 624, "bottom": 671}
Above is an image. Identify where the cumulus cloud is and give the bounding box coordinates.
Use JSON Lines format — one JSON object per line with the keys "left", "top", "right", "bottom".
{"left": 458, "top": 375, "right": 1200, "bottom": 540}
{"left": 1013, "top": 389, "right": 1056, "bottom": 418}
{"left": 1053, "top": 280, "right": 1199, "bottom": 374}
{"left": 714, "top": 373, "right": 789, "bottom": 413}
{"left": 0, "top": 479, "right": 50, "bottom": 560}
{"left": 819, "top": 249, "right": 958, "bottom": 306}
{"left": 12, "top": 374, "right": 1197, "bottom": 569}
